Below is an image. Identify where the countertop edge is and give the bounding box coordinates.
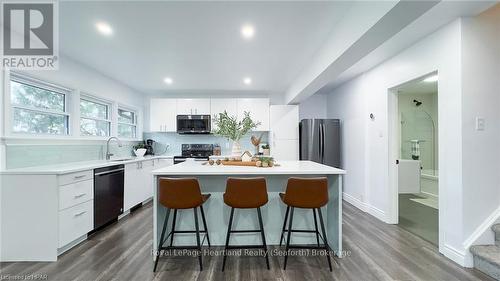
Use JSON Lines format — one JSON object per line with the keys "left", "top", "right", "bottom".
{"left": 0, "top": 155, "right": 174, "bottom": 175}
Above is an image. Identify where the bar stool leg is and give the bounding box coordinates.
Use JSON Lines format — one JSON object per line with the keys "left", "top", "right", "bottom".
{"left": 317, "top": 208, "right": 333, "bottom": 272}
{"left": 170, "top": 209, "right": 178, "bottom": 247}
{"left": 313, "top": 209, "right": 320, "bottom": 247}
{"left": 257, "top": 207, "right": 270, "bottom": 270}
{"left": 154, "top": 208, "right": 171, "bottom": 272}
{"left": 193, "top": 207, "right": 203, "bottom": 271}
{"left": 222, "top": 207, "right": 235, "bottom": 272}
{"left": 200, "top": 205, "right": 211, "bottom": 247}
{"left": 279, "top": 206, "right": 290, "bottom": 246}
{"left": 283, "top": 207, "right": 294, "bottom": 270}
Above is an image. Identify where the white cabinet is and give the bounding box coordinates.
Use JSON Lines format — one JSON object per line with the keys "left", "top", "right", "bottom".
{"left": 124, "top": 159, "right": 173, "bottom": 211}
{"left": 210, "top": 98, "right": 238, "bottom": 131}
{"left": 124, "top": 162, "right": 142, "bottom": 211}
{"left": 177, "top": 99, "right": 211, "bottom": 115}
{"left": 150, "top": 98, "right": 177, "bottom": 132}
{"left": 270, "top": 105, "right": 299, "bottom": 139}
{"left": 237, "top": 98, "right": 270, "bottom": 131}
{"left": 58, "top": 200, "right": 93, "bottom": 248}
{"left": 270, "top": 105, "right": 299, "bottom": 161}
{"left": 148, "top": 97, "right": 270, "bottom": 132}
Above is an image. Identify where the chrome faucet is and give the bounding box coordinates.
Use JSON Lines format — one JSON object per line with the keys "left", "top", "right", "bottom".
{"left": 106, "top": 137, "right": 123, "bottom": 160}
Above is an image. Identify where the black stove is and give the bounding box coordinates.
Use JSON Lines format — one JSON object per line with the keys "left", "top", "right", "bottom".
{"left": 174, "top": 144, "right": 213, "bottom": 164}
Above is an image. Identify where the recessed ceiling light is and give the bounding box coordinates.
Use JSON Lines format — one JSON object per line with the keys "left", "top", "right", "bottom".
{"left": 243, "top": 77, "right": 252, "bottom": 85}
{"left": 241, "top": 24, "right": 255, "bottom": 39}
{"left": 163, "top": 77, "right": 173, "bottom": 85}
{"left": 95, "top": 22, "right": 113, "bottom": 36}
{"left": 423, "top": 75, "right": 438, "bottom": 83}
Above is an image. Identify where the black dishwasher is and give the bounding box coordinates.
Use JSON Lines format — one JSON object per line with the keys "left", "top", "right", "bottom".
{"left": 94, "top": 165, "right": 124, "bottom": 230}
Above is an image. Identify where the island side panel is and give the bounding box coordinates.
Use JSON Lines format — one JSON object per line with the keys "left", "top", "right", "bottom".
{"left": 327, "top": 174, "right": 342, "bottom": 257}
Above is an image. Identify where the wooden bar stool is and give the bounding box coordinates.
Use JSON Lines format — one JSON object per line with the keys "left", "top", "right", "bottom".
{"left": 222, "top": 177, "right": 270, "bottom": 271}
{"left": 279, "top": 177, "right": 333, "bottom": 271}
{"left": 153, "top": 178, "right": 211, "bottom": 272}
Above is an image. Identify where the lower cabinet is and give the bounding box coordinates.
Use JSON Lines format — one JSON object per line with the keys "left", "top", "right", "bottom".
{"left": 124, "top": 158, "right": 173, "bottom": 211}
{"left": 58, "top": 200, "right": 94, "bottom": 248}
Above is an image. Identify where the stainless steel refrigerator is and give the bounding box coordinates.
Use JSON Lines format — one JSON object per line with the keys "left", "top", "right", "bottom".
{"left": 299, "top": 119, "right": 341, "bottom": 168}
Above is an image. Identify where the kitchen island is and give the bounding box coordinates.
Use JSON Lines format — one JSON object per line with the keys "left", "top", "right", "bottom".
{"left": 152, "top": 160, "right": 346, "bottom": 257}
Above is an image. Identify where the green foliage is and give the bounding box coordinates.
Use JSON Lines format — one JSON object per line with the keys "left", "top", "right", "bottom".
{"left": 261, "top": 144, "right": 270, "bottom": 149}
{"left": 134, "top": 143, "right": 146, "bottom": 150}
{"left": 213, "top": 111, "right": 261, "bottom": 141}
{"left": 259, "top": 156, "right": 274, "bottom": 164}
{"left": 11, "top": 81, "right": 68, "bottom": 134}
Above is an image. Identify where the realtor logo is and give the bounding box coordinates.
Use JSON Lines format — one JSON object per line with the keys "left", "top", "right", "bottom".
{"left": 1, "top": 1, "right": 58, "bottom": 69}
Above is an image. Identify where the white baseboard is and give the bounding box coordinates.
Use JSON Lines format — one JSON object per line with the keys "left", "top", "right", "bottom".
{"left": 342, "top": 192, "right": 387, "bottom": 222}
{"left": 343, "top": 192, "right": 368, "bottom": 212}
{"left": 442, "top": 244, "right": 466, "bottom": 267}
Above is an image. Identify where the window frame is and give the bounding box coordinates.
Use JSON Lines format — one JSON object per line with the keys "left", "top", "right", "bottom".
{"left": 117, "top": 106, "right": 138, "bottom": 139}
{"left": 9, "top": 73, "right": 71, "bottom": 136}
{"left": 79, "top": 94, "right": 113, "bottom": 137}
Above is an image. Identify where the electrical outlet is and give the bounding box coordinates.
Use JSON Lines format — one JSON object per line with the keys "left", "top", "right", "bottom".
{"left": 475, "top": 117, "right": 485, "bottom": 131}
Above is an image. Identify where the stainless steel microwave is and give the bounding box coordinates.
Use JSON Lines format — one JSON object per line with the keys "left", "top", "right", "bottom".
{"left": 176, "top": 115, "right": 211, "bottom": 134}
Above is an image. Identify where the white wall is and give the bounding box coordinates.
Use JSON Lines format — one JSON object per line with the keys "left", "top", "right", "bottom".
{"left": 298, "top": 93, "right": 328, "bottom": 120}
{"left": 2, "top": 55, "right": 146, "bottom": 138}
{"left": 326, "top": 19, "right": 464, "bottom": 263}
{"left": 461, "top": 4, "right": 500, "bottom": 248}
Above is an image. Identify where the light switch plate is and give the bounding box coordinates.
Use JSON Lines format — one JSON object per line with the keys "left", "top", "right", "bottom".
{"left": 475, "top": 117, "right": 485, "bottom": 131}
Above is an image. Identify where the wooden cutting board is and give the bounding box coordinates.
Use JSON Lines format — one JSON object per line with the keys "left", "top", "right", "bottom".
{"left": 220, "top": 161, "right": 258, "bottom": 166}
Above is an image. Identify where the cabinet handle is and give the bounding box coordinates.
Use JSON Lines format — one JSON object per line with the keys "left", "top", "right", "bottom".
{"left": 74, "top": 175, "right": 86, "bottom": 179}
{"left": 74, "top": 193, "right": 86, "bottom": 198}
{"left": 74, "top": 211, "right": 87, "bottom": 217}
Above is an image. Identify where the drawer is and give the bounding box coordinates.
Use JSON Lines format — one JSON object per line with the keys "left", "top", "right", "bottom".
{"left": 59, "top": 179, "right": 94, "bottom": 210}
{"left": 58, "top": 200, "right": 93, "bottom": 248}
{"left": 58, "top": 170, "right": 93, "bottom": 186}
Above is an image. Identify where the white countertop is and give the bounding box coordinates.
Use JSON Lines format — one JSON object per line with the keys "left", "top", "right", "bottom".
{"left": 152, "top": 160, "right": 346, "bottom": 176}
{"left": 0, "top": 155, "right": 175, "bottom": 175}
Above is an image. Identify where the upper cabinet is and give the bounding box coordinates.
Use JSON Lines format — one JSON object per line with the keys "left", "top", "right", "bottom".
{"left": 176, "top": 99, "right": 211, "bottom": 115}
{"left": 210, "top": 98, "right": 238, "bottom": 131}
{"left": 147, "top": 97, "right": 270, "bottom": 132}
{"left": 150, "top": 98, "right": 177, "bottom": 132}
{"left": 237, "top": 98, "right": 270, "bottom": 131}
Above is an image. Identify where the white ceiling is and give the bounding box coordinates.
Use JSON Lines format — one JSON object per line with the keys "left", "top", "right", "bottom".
{"left": 59, "top": 1, "right": 353, "bottom": 96}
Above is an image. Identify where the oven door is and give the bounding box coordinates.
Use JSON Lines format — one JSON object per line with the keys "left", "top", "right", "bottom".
{"left": 177, "top": 115, "right": 211, "bottom": 134}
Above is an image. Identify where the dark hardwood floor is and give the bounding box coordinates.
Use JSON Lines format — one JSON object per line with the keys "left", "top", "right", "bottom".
{"left": 0, "top": 202, "right": 492, "bottom": 281}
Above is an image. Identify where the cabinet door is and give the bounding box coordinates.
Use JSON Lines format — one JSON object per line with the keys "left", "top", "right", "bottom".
{"left": 141, "top": 160, "right": 155, "bottom": 202}
{"left": 237, "top": 98, "right": 270, "bottom": 131}
{"left": 192, "top": 99, "right": 211, "bottom": 114}
{"left": 176, "top": 99, "right": 194, "bottom": 115}
{"left": 210, "top": 98, "right": 238, "bottom": 131}
{"left": 271, "top": 139, "right": 299, "bottom": 161}
{"left": 270, "top": 105, "right": 299, "bottom": 140}
{"left": 176, "top": 99, "right": 211, "bottom": 115}
{"left": 124, "top": 163, "right": 141, "bottom": 211}
{"left": 150, "top": 99, "right": 177, "bottom": 132}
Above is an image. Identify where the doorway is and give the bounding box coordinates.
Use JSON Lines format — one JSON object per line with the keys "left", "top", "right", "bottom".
{"left": 389, "top": 72, "right": 439, "bottom": 246}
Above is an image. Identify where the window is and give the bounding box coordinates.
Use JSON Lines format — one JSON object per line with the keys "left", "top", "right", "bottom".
{"left": 10, "top": 77, "right": 69, "bottom": 135}
{"left": 117, "top": 108, "right": 137, "bottom": 138}
{"left": 80, "top": 97, "right": 111, "bottom": 137}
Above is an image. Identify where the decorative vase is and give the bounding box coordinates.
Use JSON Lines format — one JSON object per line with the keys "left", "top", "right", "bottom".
{"left": 263, "top": 148, "right": 270, "bottom": 156}
{"left": 134, "top": 148, "right": 147, "bottom": 158}
{"left": 231, "top": 141, "right": 242, "bottom": 156}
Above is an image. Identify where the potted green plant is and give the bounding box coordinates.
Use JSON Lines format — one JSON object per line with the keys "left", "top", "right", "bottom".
{"left": 213, "top": 111, "right": 261, "bottom": 156}
{"left": 261, "top": 144, "right": 270, "bottom": 156}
